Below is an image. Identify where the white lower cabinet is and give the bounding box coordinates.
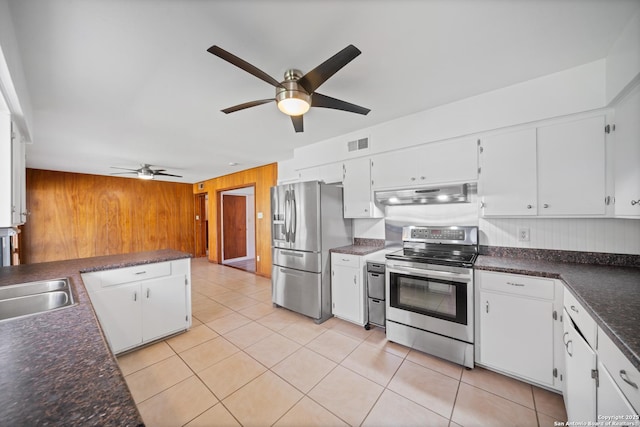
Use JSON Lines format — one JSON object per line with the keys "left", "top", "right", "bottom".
{"left": 563, "top": 307, "right": 597, "bottom": 422}
{"left": 562, "top": 288, "right": 639, "bottom": 424}
{"left": 83, "top": 259, "right": 191, "bottom": 354}
{"left": 598, "top": 361, "right": 637, "bottom": 422}
{"left": 476, "top": 270, "right": 562, "bottom": 389}
{"left": 330, "top": 253, "right": 366, "bottom": 326}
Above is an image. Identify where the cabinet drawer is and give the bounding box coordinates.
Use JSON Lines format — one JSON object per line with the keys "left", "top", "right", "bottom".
{"left": 332, "top": 253, "right": 361, "bottom": 267}
{"left": 477, "top": 271, "right": 554, "bottom": 300}
{"left": 100, "top": 262, "right": 172, "bottom": 287}
{"left": 563, "top": 287, "right": 597, "bottom": 349}
{"left": 598, "top": 326, "right": 640, "bottom": 413}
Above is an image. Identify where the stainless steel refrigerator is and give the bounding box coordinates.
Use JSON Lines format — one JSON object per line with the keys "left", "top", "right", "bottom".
{"left": 271, "top": 181, "right": 352, "bottom": 323}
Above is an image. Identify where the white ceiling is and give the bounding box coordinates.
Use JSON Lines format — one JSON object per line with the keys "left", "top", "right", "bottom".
{"left": 6, "top": 0, "right": 640, "bottom": 183}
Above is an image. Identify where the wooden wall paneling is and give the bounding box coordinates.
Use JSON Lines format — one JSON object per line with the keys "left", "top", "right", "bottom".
{"left": 23, "top": 169, "right": 195, "bottom": 263}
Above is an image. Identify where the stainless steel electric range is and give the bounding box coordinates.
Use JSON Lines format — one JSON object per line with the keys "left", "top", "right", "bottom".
{"left": 385, "top": 225, "right": 478, "bottom": 368}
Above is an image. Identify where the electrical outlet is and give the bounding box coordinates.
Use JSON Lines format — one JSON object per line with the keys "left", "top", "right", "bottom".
{"left": 518, "top": 227, "right": 530, "bottom": 242}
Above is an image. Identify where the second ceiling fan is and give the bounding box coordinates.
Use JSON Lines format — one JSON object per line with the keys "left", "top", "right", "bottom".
{"left": 207, "top": 44, "right": 370, "bottom": 132}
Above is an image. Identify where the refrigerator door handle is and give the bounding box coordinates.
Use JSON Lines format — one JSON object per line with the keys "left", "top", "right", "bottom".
{"left": 284, "top": 189, "right": 291, "bottom": 242}
{"left": 290, "top": 189, "right": 297, "bottom": 243}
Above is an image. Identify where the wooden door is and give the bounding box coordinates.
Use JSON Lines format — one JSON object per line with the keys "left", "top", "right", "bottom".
{"left": 222, "top": 195, "right": 246, "bottom": 260}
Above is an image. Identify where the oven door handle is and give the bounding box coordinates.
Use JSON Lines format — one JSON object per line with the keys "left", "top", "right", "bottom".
{"left": 387, "top": 265, "right": 472, "bottom": 282}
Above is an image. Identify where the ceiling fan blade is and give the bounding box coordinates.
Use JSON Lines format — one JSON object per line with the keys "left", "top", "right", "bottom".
{"left": 311, "top": 93, "right": 370, "bottom": 115}
{"left": 110, "top": 166, "right": 139, "bottom": 172}
{"left": 154, "top": 172, "right": 183, "bottom": 178}
{"left": 291, "top": 115, "right": 303, "bottom": 133}
{"left": 222, "top": 99, "right": 275, "bottom": 114}
{"left": 297, "top": 45, "right": 361, "bottom": 94}
{"left": 110, "top": 172, "right": 136, "bottom": 175}
{"left": 207, "top": 45, "right": 284, "bottom": 88}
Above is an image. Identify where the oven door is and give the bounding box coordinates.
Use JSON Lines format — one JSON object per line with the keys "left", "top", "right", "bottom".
{"left": 386, "top": 261, "right": 473, "bottom": 343}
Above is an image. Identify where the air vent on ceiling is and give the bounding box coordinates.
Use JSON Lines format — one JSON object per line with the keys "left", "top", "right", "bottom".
{"left": 347, "top": 137, "right": 369, "bottom": 152}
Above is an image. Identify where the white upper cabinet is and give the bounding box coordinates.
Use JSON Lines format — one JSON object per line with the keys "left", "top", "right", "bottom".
{"left": 342, "top": 157, "right": 382, "bottom": 218}
{"left": 371, "top": 137, "right": 478, "bottom": 190}
{"left": 612, "top": 84, "right": 640, "bottom": 217}
{"left": 479, "top": 129, "right": 537, "bottom": 216}
{"left": 537, "top": 115, "right": 606, "bottom": 216}
{"left": 0, "top": 113, "right": 26, "bottom": 227}
{"left": 480, "top": 114, "right": 607, "bottom": 217}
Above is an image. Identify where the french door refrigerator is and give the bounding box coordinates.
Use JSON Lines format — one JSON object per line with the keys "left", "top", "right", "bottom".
{"left": 271, "top": 181, "right": 352, "bottom": 323}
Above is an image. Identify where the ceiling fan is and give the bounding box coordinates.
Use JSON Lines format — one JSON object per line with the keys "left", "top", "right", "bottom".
{"left": 207, "top": 44, "right": 370, "bottom": 132}
{"left": 110, "top": 164, "right": 182, "bottom": 180}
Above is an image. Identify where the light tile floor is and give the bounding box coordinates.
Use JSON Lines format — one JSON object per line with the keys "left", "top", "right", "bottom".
{"left": 117, "top": 257, "right": 567, "bottom": 427}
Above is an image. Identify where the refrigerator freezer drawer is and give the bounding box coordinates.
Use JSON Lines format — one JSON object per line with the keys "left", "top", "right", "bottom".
{"left": 272, "top": 248, "right": 322, "bottom": 273}
{"left": 272, "top": 266, "right": 322, "bottom": 320}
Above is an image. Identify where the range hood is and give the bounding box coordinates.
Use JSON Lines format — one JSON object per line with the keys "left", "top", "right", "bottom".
{"left": 375, "top": 184, "right": 471, "bottom": 205}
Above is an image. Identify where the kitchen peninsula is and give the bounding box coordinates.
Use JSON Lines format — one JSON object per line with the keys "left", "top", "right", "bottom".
{"left": 0, "top": 249, "right": 191, "bottom": 426}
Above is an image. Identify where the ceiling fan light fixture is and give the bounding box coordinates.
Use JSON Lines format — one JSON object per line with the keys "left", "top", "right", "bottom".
{"left": 137, "top": 170, "right": 154, "bottom": 180}
{"left": 277, "top": 96, "right": 310, "bottom": 116}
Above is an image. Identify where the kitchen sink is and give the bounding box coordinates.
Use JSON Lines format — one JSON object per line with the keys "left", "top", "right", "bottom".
{"left": 0, "top": 278, "right": 75, "bottom": 321}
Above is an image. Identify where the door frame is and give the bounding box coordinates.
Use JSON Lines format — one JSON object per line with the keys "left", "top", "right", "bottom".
{"left": 215, "top": 184, "right": 257, "bottom": 267}
{"left": 194, "top": 192, "right": 208, "bottom": 258}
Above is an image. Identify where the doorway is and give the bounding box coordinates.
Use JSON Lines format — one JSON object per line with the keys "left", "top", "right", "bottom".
{"left": 219, "top": 186, "right": 256, "bottom": 273}
{"left": 194, "top": 193, "right": 208, "bottom": 257}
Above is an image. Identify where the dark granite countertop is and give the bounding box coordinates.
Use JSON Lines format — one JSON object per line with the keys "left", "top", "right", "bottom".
{"left": 330, "top": 238, "right": 386, "bottom": 256}
{"left": 475, "top": 254, "right": 640, "bottom": 371}
{"left": 0, "top": 249, "right": 191, "bottom": 426}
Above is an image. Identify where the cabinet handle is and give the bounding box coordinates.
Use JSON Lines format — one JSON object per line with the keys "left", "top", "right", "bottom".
{"left": 563, "top": 331, "right": 569, "bottom": 346}
{"left": 410, "top": 177, "right": 416, "bottom": 181}
{"left": 135, "top": 271, "right": 147, "bottom": 275}
{"left": 485, "top": 301, "right": 489, "bottom": 313}
{"left": 620, "top": 370, "right": 639, "bottom": 389}
{"left": 526, "top": 204, "right": 532, "bottom": 209}
{"left": 420, "top": 176, "right": 425, "bottom": 180}
{"left": 133, "top": 291, "right": 137, "bottom": 302}
{"left": 570, "top": 305, "right": 579, "bottom": 314}
{"left": 353, "top": 275, "right": 357, "bottom": 285}
{"left": 566, "top": 339, "right": 573, "bottom": 357}
{"left": 543, "top": 204, "right": 549, "bottom": 208}
{"left": 146, "top": 288, "right": 150, "bottom": 298}
{"left": 632, "top": 200, "right": 640, "bottom": 206}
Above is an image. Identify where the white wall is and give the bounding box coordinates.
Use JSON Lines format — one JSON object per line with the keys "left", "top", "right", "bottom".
{"left": 606, "top": 10, "right": 640, "bottom": 105}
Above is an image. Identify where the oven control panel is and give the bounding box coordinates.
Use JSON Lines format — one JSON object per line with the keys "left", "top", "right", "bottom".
{"left": 411, "top": 228, "right": 465, "bottom": 241}
{"left": 402, "top": 226, "right": 478, "bottom": 245}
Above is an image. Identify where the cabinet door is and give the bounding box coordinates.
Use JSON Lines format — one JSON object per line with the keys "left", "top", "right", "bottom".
{"left": 479, "top": 129, "right": 537, "bottom": 216}
{"left": 563, "top": 308, "right": 597, "bottom": 423}
{"left": 342, "top": 157, "right": 373, "bottom": 218}
{"left": 598, "top": 361, "right": 638, "bottom": 421}
{"left": 142, "top": 275, "right": 188, "bottom": 342}
{"left": 0, "top": 113, "right": 12, "bottom": 227}
{"left": 331, "top": 264, "right": 362, "bottom": 324}
{"left": 371, "top": 149, "right": 418, "bottom": 189}
{"left": 479, "top": 291, "right": 554, "bottom": 385}
{"left": 11, "top": 128, "right": 25, "bottom": 225}
{"left": 613, "top": 85, "right": 640, "bottom": 217}
{"left": 537, "top": 116, "right": 606, "bottom": 216}
{"left": 92, "top": 282, "right": 143, "bottom": 353}
{"left": 417, "top": 138, "right": 478, "bottom": 184}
